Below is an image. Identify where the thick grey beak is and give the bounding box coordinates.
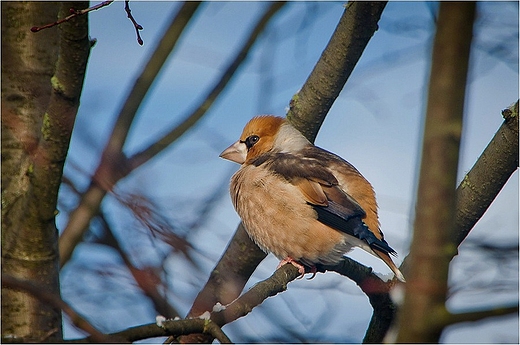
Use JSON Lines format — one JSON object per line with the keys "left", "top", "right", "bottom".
{"left": 219, "top": 140, "right": 247, "bottom": 164}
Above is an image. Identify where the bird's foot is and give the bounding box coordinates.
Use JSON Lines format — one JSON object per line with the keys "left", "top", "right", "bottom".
{"left": 277, "top": 257, "right": 316, "bottom": 279}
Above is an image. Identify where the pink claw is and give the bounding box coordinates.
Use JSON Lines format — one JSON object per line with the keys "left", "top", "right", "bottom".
{"left": 277, "top": 257, "right": 307, "bottom": 279}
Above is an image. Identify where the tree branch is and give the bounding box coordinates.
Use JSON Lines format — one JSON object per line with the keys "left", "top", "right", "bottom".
{"left": 287, "top": 1, "right": 388, "bottom": 142}
{"left": 124, "top": 0, "right": 144, "bottom": 45}
{"left": 128, "top": 2, "right": 287, "bottom": 171}
{"left": 210, "top": 263, "right": 302, "bottom": 327}
{"left": 2, "top": 275, "right": 111, "bottom": 343}
{"left": 59, "top": 2, "right": 201, "bottom": 268}
{"left": 453, "top": 100, "right": 519, "bottom": 247}
{"left": 431, "top": 304, "right": 519, "bottom": 330}
{"left": 447, "top": 304, "right": 519, "bottom": 326}
{"left": 30, "top": 1, "right": 113, "bottom": 32}
{"left": 97, "top": 1, "right": 202, "bottom": 185}
{"left": 395, "top": 2, "right": 476, "bottom": 342}
{"left": 66, "top": 318, "right": 231, "bottom": 343}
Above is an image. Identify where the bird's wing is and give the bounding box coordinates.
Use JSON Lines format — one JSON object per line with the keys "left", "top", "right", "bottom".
{"left": 255, "top": 150, "right": 397, "bottom": 256}
{"left": 314, "top": 186, "right": 397, "bottom": 256}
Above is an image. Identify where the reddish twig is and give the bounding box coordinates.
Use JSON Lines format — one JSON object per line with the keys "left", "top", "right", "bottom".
{"left": 111, "top": 191, "right": 193, "bottom": 262}
{"left": 125, "top": 0, "right": 144, "bottom": 45}
{"left": 31, "top": 1, "right": 114, "bottom": 32}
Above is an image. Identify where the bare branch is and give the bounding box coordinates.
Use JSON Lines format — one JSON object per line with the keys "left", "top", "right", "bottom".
{"left": 211, "top": 263, "right": 301, "bottom": 327}
{"left": 445, "top": 304, "right": 519, "bottom": 326}
{"left": 67, "top": 318, "right": 231, "bottom": 343}
{"left": 432, "top": 304, "right": 519, "bottom": 329}
{"left": 180, "top": 223, "right": 267, "bottom": 343}
{"left": 31, "top": 1, "right": 114, "bottom": 32}
{"left": 59, "top": 2, "right": 201, "bottom": 268}
{"left": 102, "top": 1, "right": 201, "bottom": 161}
{"left": 124, "top": 0, "right": 144, "bottom": 45}
{"left": 128, "top": 2, "right": 287, "bottom": 170}
{"left": 2, "top": 275, "right": 112, "bottom": 343}
{"left": 395, "top": 2, "right": 476, "bottom": 342}
{"left": 287, "top": 1, "right": 388, "bottom": 142}
{"left": 453, "top": 101, "right": 519, "bottom": 247}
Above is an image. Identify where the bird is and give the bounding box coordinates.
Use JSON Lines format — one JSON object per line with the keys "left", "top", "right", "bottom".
{"left": 219, "top": 115, "right": 405, "bottom": 282}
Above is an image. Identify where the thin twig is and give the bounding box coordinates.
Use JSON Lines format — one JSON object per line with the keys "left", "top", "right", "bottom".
{"left": 31, "top": 0, "right": 114, "bottom": 32}
{"left": 124, "top": 0, "right": 144, "bottom": 45}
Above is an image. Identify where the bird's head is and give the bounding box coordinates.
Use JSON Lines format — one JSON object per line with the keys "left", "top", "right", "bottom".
{"left": 219, "top": 115, "right": 310, "bottom": 165}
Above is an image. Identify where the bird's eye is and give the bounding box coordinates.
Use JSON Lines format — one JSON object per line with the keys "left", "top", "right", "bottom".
{"left": 243, "top": 135, "right": 260, "bottom": 150}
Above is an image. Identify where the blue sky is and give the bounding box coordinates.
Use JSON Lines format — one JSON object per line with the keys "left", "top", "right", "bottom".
{"left": 58, "top": 2, "right": 519, "bottom": 343}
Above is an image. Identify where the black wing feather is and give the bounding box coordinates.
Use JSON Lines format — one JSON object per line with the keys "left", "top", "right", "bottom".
{"left": 313, "top": 202, "right": 397, "bottom": 256}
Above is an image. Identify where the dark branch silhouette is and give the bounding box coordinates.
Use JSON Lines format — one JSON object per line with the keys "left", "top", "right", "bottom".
{"left": 124, "top": 0, "right": 144, "bottom": 45}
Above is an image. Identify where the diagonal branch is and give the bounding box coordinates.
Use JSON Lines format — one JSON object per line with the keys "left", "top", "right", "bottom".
{"left": 100, "top": 1, "right": 201, "bottom": 167}
{"left": 59, "top": 2, "right": 201, "bottom": 268}
{"left": 2, "top": 275, "right": 112, "bottom": 343}
{"left": 452, "top": 101, "right": 519, "bottom": 247}
{"left": 31, "top": 0, "right": 113, "bottom": 32}
{"left": 128, "top": 2, "right": 287, "bottom": 170}
{"left": 210, "top": 263, "right": 302, "bottom": 328}
{"left": 287, "top": 1, "right": 388, "bottom": 142}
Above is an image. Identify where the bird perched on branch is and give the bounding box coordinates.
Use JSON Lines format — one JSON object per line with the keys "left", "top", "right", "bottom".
{"left": 220, "top": 115, "right": 405, "bottom": 282}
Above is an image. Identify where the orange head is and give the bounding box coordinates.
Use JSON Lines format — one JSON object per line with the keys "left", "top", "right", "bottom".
{"left": 220, "top": 115, "right": 309, "bottom": 164}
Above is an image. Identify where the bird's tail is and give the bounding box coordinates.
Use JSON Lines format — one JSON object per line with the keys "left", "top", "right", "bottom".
{"left": 373, "top": 248, "right": 406, "bottom": 282}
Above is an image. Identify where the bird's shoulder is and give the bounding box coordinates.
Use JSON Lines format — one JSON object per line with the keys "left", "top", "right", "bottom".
{"left": 248, "top": 146, "right": 365, "bottom": 213}
{"left": 249, "top": 145, "right": 361, "bottom": 184}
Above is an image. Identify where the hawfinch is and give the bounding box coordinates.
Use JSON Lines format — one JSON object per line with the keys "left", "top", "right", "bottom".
{"left": 220, "top": 115, "right": 405, "bottom": 282}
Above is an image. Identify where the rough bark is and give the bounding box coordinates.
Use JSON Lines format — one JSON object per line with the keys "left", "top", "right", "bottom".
{"left": 287, "top": 1, "right": 388, "bottom": 143}
{"left": 453, "top": 101, "right": 519, "bottom": 247}
{"left": 395, "top": 2, "right": 476, "bottom": 342}
{"left": 2, "top": 1, "right": 90, "bottom": 342}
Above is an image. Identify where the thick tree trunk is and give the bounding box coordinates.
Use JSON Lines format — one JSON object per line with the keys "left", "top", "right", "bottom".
{"left": 1, "top": 2, "right": 90, "bottom": 342}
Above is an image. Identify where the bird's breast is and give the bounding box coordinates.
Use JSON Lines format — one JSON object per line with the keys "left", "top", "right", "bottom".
{"left": 230, "top": 165, "right": 349, "bottom": 265}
